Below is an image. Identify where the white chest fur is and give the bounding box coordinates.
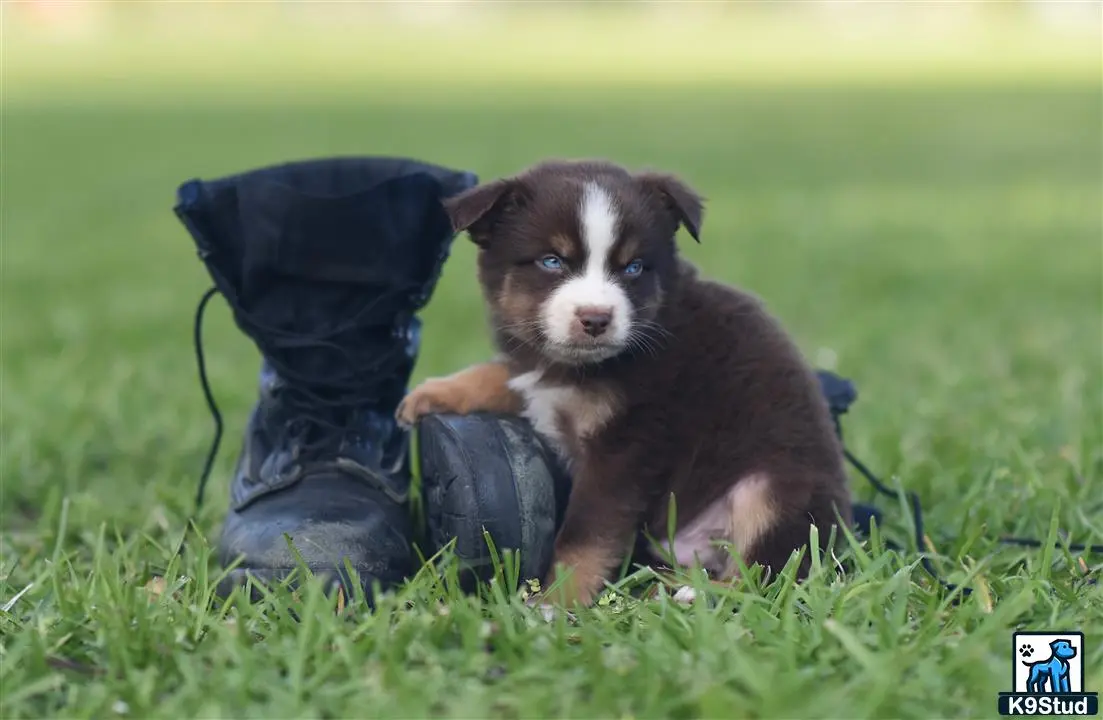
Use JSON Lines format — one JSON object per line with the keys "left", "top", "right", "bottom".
{"left": 508, "top": 370, "right": 616, "bottom": 459}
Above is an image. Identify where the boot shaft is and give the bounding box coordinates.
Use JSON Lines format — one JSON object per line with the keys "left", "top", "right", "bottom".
{"left": 175, "top": 156, "right": 476, "bottom": 366}
{"left": 176, "top": 157, "right": 478, "bottom": 507}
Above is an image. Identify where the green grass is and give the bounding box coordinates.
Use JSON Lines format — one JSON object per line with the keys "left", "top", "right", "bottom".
{"left": 2, "top": 9, "right": 1102, "bottom": 719}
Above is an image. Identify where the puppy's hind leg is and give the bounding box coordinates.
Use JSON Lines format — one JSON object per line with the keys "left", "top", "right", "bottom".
{"left": 705, "top": 473, "right": 783, "bottom": 583}
{"left": 657, "top": 474, "right": 779, "bottom": 601}
{"left": 728, "top": 474, "right": 849, "bottom": 583}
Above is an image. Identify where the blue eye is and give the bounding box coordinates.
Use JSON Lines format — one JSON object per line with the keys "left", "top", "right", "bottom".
{"left": 624, "top": 259, "right": 644, "bottom": 276}
{"left": 539, "top": 255, "right": 563, "bottom": 271}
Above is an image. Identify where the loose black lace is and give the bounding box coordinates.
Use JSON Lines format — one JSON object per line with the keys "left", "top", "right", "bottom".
{"left": 835, "top": 402, "right": 1102, "bottom": 602}
{"left": 188, "top": 284, "right": 419, "bottom": 517}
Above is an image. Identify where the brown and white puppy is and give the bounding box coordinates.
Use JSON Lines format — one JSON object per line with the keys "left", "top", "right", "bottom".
{"left": 397, "top": 159, "right": 852, "bottom": 607}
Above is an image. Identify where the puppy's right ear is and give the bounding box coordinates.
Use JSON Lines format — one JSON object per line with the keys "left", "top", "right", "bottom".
{"left": 442, "top": 178, "right": 526, "bottom": 247}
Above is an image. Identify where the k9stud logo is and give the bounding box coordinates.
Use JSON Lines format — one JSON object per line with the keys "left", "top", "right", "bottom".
{"left": 998, "top": 632, "right": 1098, "bottom": 716}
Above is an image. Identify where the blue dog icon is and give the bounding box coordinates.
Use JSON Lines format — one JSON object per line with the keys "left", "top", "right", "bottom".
{"left": 1023, "top": 639, "right": 1077, "bottom": 693}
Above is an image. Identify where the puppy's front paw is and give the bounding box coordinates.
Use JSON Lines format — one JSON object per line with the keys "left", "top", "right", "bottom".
{"left": 540, "top": 561, "right": 603, "bottom": 609}
{"left": 528, "top": 600, "right": 577, "bottom": 624}
{"left": 395, "top": 378, "right": 468, "bottom": 428}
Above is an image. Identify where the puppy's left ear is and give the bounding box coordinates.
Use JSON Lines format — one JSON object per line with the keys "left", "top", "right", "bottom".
{"left": 441, "top": 178, "right": 526, "bottom": 247}
{"left": 636, "top": 172, "right": 704, "bottom": 242}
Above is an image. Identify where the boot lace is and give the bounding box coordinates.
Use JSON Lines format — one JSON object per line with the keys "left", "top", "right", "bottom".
{"left": 190, "top": 283, "right": 420, "bottom": 516}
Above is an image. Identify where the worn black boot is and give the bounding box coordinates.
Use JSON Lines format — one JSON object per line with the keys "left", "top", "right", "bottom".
{"left": 175, "top": 156, "right": 477, "bottom": 602}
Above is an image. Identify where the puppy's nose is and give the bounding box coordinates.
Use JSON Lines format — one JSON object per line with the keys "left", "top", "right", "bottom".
{"left": 576, "top": 307, "right": 613, "bottom": 337}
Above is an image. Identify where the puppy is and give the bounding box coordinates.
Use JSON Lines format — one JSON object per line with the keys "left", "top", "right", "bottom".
{"left": 398, "top": 159, "right": 852, "bottom": 607}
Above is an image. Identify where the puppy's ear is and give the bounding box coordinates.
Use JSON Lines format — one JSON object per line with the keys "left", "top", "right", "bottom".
{"left": 442, "top": 178, "right": 527, "bottom": 247}
{"left": 636, "top": 172, "right": 704, "bottom": 242}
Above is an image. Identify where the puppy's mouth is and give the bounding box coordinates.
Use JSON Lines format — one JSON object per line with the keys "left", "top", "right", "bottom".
{"left": 495, "top": 324, "right": 624, "bottom": 364}
{"left": 540, "top": 338, "right": 625, "bottom": 365}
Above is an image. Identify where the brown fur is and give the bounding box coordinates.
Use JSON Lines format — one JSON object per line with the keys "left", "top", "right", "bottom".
{"left": 400, "top": 159, "right": 852, "bottom": 607}
{"left": 396, "top": 359, "right": 521, "bottom": 427}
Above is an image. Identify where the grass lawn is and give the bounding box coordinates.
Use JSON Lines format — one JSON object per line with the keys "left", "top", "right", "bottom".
{"left": 2, "top": 9, "right": 1101, "bottom": 718}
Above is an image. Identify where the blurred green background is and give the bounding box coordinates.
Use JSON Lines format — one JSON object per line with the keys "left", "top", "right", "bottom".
{"left": 3, "top": 2, "right": 1102, "bottom": 717}
{"left": 4, "top": 0, "right": 1101, "bottom": 595}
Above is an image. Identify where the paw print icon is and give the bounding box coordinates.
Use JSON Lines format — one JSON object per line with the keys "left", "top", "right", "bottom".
{"left": 1018, "top": 644, "right": 1034, "bottom": 658}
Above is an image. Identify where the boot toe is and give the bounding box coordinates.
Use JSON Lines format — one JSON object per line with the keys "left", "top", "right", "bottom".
{"left": 216, "top": 471, "right": 413, "bottom": 603}
{"left": 418, "top": 412, "right": 569, "bottom": 589}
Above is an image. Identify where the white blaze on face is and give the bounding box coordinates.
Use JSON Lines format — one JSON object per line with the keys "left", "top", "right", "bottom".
{"left": 541, "top": 182, "right": 632, "bottom": 358}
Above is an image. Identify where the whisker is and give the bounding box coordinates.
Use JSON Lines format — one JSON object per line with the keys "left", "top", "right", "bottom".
{"left": 633, "top": 322, "right": 673, "bottom": 340}
{"left": 503, "top": 332, "right": 540, "bottom": 353}
{"left": 627, "top": 325, "right": 668, "bottom": 356}
{"left": 499, "top": 319, "right": 543, "bottom": 333}
{"left": 626, "top": 330, "right": 662, "bottom": 357}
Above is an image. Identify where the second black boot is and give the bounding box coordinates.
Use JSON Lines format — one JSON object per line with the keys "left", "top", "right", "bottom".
{"left": 174, "top": 156, "right": 477, "bottom": 603}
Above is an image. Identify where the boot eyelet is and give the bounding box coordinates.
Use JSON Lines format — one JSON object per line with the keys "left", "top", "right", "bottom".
{"left": 279, "top": 463, "right": 302, "bottom": 483}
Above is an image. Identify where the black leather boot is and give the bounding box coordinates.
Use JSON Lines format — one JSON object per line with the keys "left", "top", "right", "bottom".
{"left": 174, "top": 157, "right": 477, "bottom": 603}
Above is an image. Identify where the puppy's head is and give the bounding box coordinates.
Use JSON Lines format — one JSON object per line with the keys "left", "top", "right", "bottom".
{"left": 443, "top": 159, "right": 704, "bottom": 366}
